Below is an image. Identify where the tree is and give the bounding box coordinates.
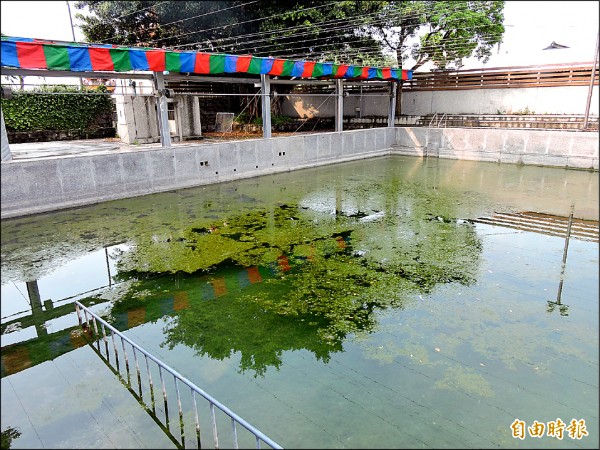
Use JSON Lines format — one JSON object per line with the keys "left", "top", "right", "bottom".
{"left": 74, "top": 1, "right": 505, "bottom": 117}
{"left": 75, "top": 1, "right": 505, "bottom": 70}
{"left": 74, "top": 1, "right": 276, "bottom": 49}
{"left": 362, "top": 1, "right": 505, "bottom": 71}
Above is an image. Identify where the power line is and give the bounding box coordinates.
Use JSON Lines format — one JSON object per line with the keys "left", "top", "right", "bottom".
{"left": 123, "top": 0, "right": 260, "bottom": 44}
{"left": 175, "top": 7, "right": 502, "bottom": 58}
{"left": 239, "top": 25, "right": 504, "bottom": 61}
{"left": 165, "top": 1, "right": 341, "bottom": 48}
{"left": 197, "top": 10, "right": 404, "bottom": 54}
{"left": 75, "top": 1, "right": 257, "bottom": 46}
{"left": 111, "top": 0, "right": 169, "bottom": 21}
{"left": 69, "top": 1, "right": 503, "bottom": 68}
{"left": 191, "top": 9, "right": 401, "bottom": 50}
{"left": 158, "top": 0, "right": 258, "bottom": 30}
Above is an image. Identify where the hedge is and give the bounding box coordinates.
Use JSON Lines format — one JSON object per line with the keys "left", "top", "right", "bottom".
{"left": 1, "top": 85, "right": 114, "bottom": 132}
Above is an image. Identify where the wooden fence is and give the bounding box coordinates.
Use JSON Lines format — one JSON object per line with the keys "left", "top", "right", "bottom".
{"left": 402, "top": 62, "right": 599, "bottom": 91}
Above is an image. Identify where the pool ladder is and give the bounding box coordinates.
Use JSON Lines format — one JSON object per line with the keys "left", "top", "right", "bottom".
{"left": 74, "top": 301, "right": 283, "bottom": 449}
{"left": 428, "top": 112, "right": 447, "bottom": 128}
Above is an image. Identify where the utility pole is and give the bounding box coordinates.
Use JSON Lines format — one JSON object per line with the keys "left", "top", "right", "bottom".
{"left": 66, "top": 1, "right": 83, "bottom": 89}
{"left": 582, "top": 30, "right": 599, "bottom": 130}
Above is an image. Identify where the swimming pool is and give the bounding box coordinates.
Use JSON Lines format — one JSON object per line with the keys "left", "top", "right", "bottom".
{"left": 2, "top": 155, "right": 598, "bottom": 448}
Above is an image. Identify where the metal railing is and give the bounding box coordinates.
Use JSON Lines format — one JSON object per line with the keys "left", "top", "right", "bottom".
{"left": 438, "top": 113, "right": 447, "bottom": 128}
{"left": 428, "top": 112, "right": 438, "bottom": 127}
{"left": 74, "top": 301, "right": 283, "bottom": 450}
{"left": 428, "top": 112, "right": 447, "bottom": 128}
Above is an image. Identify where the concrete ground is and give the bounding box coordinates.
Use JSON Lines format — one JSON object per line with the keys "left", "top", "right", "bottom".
{"left": 5, "top": 132, "right": 317, "bottom": 161}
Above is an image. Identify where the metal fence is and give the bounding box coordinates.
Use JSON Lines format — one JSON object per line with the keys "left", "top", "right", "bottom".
{"left": 403, "top": 62, "right": 599, "bottom": 91}
{"left": 74, "top": 300, "right": 283, "bottom": 449}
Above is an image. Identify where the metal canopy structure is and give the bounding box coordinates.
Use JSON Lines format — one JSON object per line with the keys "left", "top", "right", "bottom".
{"left": 1, "top": 36, "right": 413, "bottom": 159}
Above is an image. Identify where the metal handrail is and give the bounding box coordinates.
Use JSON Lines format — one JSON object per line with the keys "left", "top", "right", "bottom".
{"left": 438, "top": 113, "right": 447, "bottom": 128}
{"left": 428, "top": 112, "right": 438, "bottom": 127}
{"left": 74, "top": 301, "right": 283, "bottom": 449}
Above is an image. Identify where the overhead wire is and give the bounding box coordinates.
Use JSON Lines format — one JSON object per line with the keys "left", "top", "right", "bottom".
{"left": 154, "top": 0, "right": 259, "bottom": 30}
{"left": 202, "top": 11, "right": 405, "bottom": 55}
{"left": 191, "top": 9, "right": 403, "bottom": 51}
{"left": 183, "top": 18, "right": 502, "bottom": 64}
{"left": 164, "top": 1, "right": 341, "bottom": 48}
{"left": 74, "top": 1, "right": 257, "bottom": 46}
{"left": 170, "top": 1, "right": 490, "bottom": 51}
{"left": 70, "top": 1, "right": 503, "bottom": 68}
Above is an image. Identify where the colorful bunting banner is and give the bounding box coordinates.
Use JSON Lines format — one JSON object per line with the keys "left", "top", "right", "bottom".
{"left": 1, "top": 36, "right": 412, "bottom": 81}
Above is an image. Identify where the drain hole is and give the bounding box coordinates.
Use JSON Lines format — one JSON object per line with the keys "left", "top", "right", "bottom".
{"left": 205, "top": 161, "right": 209, "bottom": 166}
{"left": 200, "top": 161, "right": 204, "bottom": 166}
{"left": 215, "top": 171, "right": 218, "bottom": 174}
{"left": 256, "top": 165, "right": 258, "bottom": 168}
{"left": 234, "top": 168, "right": 237, "bottom": 172}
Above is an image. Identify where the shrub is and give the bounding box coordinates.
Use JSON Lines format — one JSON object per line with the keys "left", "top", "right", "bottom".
{"left": 0, "top": 85, "right": 114, "bottom": 132}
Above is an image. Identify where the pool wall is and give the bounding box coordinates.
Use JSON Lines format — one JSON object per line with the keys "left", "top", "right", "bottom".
{"left": 1, "top": 127, "right": 597, "bottom": 219}
{"left": 394, "top": 127, "right": 599, "bottom": 169}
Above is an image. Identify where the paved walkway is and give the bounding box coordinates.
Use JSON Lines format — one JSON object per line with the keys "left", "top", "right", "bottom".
{"left": 6, "top": 139, "right": 195, "bottom": 160}
{"left": 4, "top": 132, "right": 318, "bottom": 161}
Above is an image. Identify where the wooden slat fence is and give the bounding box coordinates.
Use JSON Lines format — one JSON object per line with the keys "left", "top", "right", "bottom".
{"left": 403, "top": 62, "right": 599, "bottom": 91}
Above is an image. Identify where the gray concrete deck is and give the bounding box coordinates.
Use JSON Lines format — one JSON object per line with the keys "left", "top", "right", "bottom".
{"left": 6, "top": 138, "right": 211, "bottom": 161}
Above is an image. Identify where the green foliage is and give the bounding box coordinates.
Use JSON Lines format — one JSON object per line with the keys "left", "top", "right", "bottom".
{"left": 1, "top": 427, "right": 22, "bottom": 450}
{"left": 112, "top": 181, "right": 483, "bottom": 356}
{"left": 0, "top": 85, "right": 114, "bottom": 132}
{"left": 272, "top": 114, "right": 292, "bottom": 125}
{"left": 74, "top": 1, "right": 505, "bottom": 70}
{"left": 74, "top": 1, "right": 267, "bottom": 48}
{"left": 371, "top": 0, "right": 506, "bottom": 70}
{"left": 513, "top": 106, "right": 535, "bottom": 115}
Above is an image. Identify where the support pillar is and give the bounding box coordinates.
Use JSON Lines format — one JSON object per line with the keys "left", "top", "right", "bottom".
{"left": 153, "top": 71, "right": 172, "bottom": 147}
{"left": 335, "top": 79, "right": 344, "bottom": 132}
{"left": 388, "top": 82, "right": 397, "bottom": 127}
{"left": 583, "top": 30, "right": 599, "bottom": 130}
{"left": 1, "top": 108, "right": 12, "bottom": 161}
{"left": 260, "top": 74, "right": 272, "bottom": 139}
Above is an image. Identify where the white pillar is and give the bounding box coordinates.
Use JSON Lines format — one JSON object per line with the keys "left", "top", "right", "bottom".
{"left": 153, "top": 71, "right": 172, "bottom": 147}
{"left": 335, "top": 79, "right": 344, "bottom": 132}
{"left": 260, "top": 74, "right": 272, "bottom": 139}
{"left": 1, "top": 108, "right": 12, "bottom": 161}
{"left": 193, "top": 96, "right": 202, "bottom": 137}
{"left": 388, "top": 82, "right": 397, "bottom": 127}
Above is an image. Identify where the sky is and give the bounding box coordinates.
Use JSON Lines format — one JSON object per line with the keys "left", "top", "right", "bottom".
{"left": 1, "top": 0, "right": 599, "bottom": 73}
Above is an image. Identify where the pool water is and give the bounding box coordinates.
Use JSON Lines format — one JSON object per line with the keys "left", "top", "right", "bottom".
{"left": 1, "top": 155, "right": 598, "bottom": 449}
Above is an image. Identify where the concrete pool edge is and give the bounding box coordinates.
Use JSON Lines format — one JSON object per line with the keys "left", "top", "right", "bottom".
{"left": 1, "top": 127, "right": 598, "bottom": 219}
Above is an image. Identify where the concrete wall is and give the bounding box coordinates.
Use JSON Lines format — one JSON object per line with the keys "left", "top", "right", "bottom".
{"left": 282, "top": 85, "right": 599, "bottom": 118}
{"left": 282, "top": 94, "right": 389, "bottom": 118}
{"left": 401, "top": 85, "right": 599, "bottom": 116}
{"left": 2, "top": 127, "right": 597, "bottom": 219}
{"left": 394, "top": 127, "right": 599, "bottom": 170}
{"left": 0, "top": 128, "right": 395, "bottom": 219}
{"left": 115, "top": 95, "right": 159, "bottom": 144}
{"left": 115, "top": 94, "right": 203, "bottom": 144}
{"left": 176, "top": 96, "right": 202, "bottom": 139}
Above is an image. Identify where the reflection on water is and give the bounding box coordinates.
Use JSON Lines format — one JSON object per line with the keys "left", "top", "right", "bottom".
{"left": 1, "top": 155, "right": 598, "bottom": 448}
